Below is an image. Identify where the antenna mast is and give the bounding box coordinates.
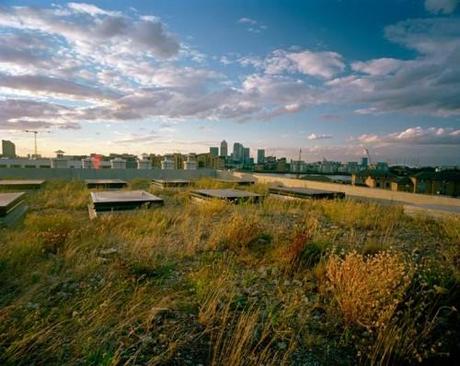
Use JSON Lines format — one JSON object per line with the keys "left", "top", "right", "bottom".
{"left": 25, "top": 130, "right": 50, "bottom": 158}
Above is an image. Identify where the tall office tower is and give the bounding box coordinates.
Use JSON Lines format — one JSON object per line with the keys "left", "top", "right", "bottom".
{"left": 257, "top": 149, "right": 265, "bottom": 164}
{"left": 243, "top": 147, "right": 250, "bottom": 163}
{"left": 220, "top": 140, "right": 228, "bottom": 157}
{"left": 233, "top": 142, "right": 244, "bottom": 162}
{"left": 209, "top": 147, "right": 219, "bottom": 157}
{"left": 1, "top": 140, "right": 16, "bottom": 158}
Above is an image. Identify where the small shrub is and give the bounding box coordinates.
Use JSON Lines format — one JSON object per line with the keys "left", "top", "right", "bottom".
{"left": 324, "top": 251, "right": 414, "bottom": 330}
{"left": 284, "top": 216, "right": 320, "bottom": 270}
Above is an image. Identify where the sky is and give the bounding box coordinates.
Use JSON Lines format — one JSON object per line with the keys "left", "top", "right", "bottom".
{"left": 0, "top": 0, "right": 459, "bottom": 165}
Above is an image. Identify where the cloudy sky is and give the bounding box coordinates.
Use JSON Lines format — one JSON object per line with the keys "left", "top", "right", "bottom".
{"left": 0, "top": 0, "right": 459, "bottom": 165}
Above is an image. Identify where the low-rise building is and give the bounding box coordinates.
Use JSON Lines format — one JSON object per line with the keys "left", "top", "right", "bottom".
{"left": 161, "top": 155, "right": 175, "bottom": 170}
{"left": 411, "top": 170, "right": 460, "bottom": 197}
{"left": 390, "top": 177, "right": 414, "bottom": 192}
{"left": 110, "top": 157, "right": 127, "bottom": 169}
{"left": 183, "top": 154, "right": 197, "bottom": 170}
{"left": 352, "top": 170, "right": 396, "bottom": 189}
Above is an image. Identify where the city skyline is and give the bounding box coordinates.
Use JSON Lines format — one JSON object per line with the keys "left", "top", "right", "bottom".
{"left": 0, "top": 0, "right": 460, "bottom": 165}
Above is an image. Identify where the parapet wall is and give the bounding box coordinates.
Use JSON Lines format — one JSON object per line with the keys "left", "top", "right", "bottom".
{"left": 220, "top": 171, "right": 460, "bottom": 209}
{"left": 0, "top": 168, "right": 217, "bottom": 181}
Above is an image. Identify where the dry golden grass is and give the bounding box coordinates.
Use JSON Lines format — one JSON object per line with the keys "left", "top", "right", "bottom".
{"left": 323, "top": 251, "right": 414, "bottom": 330}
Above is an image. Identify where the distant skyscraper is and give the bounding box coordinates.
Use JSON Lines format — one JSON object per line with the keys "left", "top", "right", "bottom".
{"left": 220, "top": 140, "right": 228, "bottom": 157}
{"left": 257, "top": 149, "right": 265, "bottom": 164}
{"left": 2, "top": 140, "right": 16, "bottom": 158}
{"left": 233, "top": 142, "right": 244, "bottom": 162}
{"left": 243, "top": 147, "right": 250, "bottom": 163}
{"left": 361, "top": 157, "right": 368, "bottom": 168}
{"left": 209, "top": 147, "right": 219, "bottom": 157}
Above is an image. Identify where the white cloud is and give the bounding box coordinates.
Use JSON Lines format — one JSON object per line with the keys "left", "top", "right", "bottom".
{"left": 351, "top": 58, "right": 405, "bottom": 76}
{"left": 249, "top": 49, "right": 345, "bottom": 79}
{"left": 238, "top": 17, "right": 258, "bottom": 26}
{"left": 0, "top": 99, "right": 80, "bottom": 130}
{"left": 237, "top": 17, "right": 267, "bottom": 33}
{"left": 0, "top": 5, "right": 180, "bottom": 59}
{"left": 384, "top": 17, "right": 460, "bottom": 56}
{"left": 425, "top": 0, "right": 458, "bottom": 14}
{"left": 307, "top": 133, "right": 333, "bottom": 140}
{"left": 67, "top": 2, "right": 120, "bottom": 16}
{"left": 326, "top": 18, "right": 460, "bottom": 117}
{"left": 0, "top": 73, "right": 118, "bottom": 100}
{"left": 357, "top": 127, "right": 460, "bottom": 145}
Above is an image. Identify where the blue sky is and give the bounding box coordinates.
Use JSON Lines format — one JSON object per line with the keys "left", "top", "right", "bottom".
{"left": 0, "top": 0, "right": 459, "bottom": 165}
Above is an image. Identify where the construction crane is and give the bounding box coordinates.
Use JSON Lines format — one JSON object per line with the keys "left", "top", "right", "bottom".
{"left": 25, "top": 130, "right": 50, "bottom": 158}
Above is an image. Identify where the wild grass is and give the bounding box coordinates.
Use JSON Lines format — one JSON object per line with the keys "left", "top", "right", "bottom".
{"left": 323, "top": 251, "right": 414, "bottom": 330}
{"left": 0, "top": 180, "right": 458, "bottom": 365}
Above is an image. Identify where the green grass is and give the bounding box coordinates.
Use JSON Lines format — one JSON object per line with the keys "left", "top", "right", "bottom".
{"left": 0, "top": 180, "right": 459, "bottom": 365}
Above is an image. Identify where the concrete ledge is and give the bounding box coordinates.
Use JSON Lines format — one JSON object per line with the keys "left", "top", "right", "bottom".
{"left": 0, "top": 168, "right": 217, "bottom": 181}
{"left": 222, "top": 171, "right": 460, "bottom": 215}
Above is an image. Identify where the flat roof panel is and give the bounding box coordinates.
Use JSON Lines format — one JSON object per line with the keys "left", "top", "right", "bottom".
{"left": 215, "top": 179, "right": 255, "bottom": 185}
{"left": 91, "top": 190, "right": 162, "bottom": 203}
{"left": 269, "top": 186, "right": 345, "bottom": 199}
{"left": 85, "top": 179, "right": 127, "bottom": 184}
{"left": 193, "top": 189, "right": 259, "bottom": 198}
{"left": 152, "top": 179, "right": 191, "bottom": 184}
{"left": 0, "top": 180, "right": 45, "bottom": 189}
{"left": 85, "top": 179, "right": 128, "bottom": 189}
{"left": 151, "top": 179, "right": 191, "bottom": 187}
{"left": 90, "top": 190, "right": 163, "bottom": 212}
{"left": 191, "top": 188, "right": 263, "bottom": 203}
{"left": 0, "top": 192, "right": 26, "bottom": 216}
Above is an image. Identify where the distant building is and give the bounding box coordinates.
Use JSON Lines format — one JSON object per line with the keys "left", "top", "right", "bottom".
{"left": 110, "top": 157, "right": 127, "bottom": 169}
{"left": 161, "top": 155, "right": 175, "bottom": 170}
{"left": 2, "top": 140, "right": 16, "bottom": 158}
{"left": 220, "top": 140, "right": 228, "bottom": 157}
{"left": 172, "top": 153, "right": 186, "bottom": 170}
{"left": 390, "top": 177, "right": 414, "bottom": 192}
{"left": 276, "top": 158, "right": 288, "bottom": 172}
{"left": 0, "top": 157, "right": 51, "bottom": 169}
{"left": 257, "top": 149, "right": 265, "bottom": 164}
{"left": 361, "top": 157, "right": 368, "bottom": 168}
{"left": 243, "top": 147, "right": 250, "bottom": 164}
{"left": 183, "top": 154, "right": 197, "bottom": 170}
{"left": 233, "top": 142, "right": 244, "bottom": 162}
{"left": 81, "top": 158, "right": 92, "bottom": 169}
{"left": 352, "top": 170, "right": 395, "bottom": 189}
{"left": 411, "top": 170, "right": 460, "bottom": 197}
{"left": 290, "top": 160, "right": 306, "bottom": 173}
{"left": 346, "top": 162, "right": 359, "bottom": 174}
{"left": 319, "top": 160, "right": 340, "bottom": 174}
{"left": 137, "top": 155, "right": 151, "bottom": 169}
{"left": 197, "top": 153, "right": 212, "bottom": 168}
{"left": 51, "top": 150, "right": 68, "bottom": 168}
{"left": 209, "top": 147, "right": 219, "bottom": 157}
{"left": 374, "top": 162, "right": 389, "bottom": 173}
{"left": 212, "top": 156, "right": 226, "bottom": 170}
